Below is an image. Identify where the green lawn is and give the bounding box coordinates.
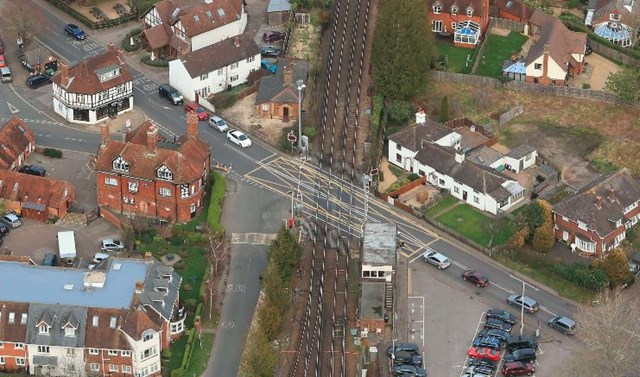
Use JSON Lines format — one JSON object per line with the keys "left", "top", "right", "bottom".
{"left": 435, "top": 204, "right": 514, "bottom": 248}
{"left": 423, "top": 195, "right": 460, "bottom": 218}
{"left": 436, "top": 43, "right": 477, "bottom": 73}
{"left": 186, "top": 334, "right": 214, "bottom": 375}
{"left": 474, "top": 31, "right": 529, "bottom": 78}
{"left": 166, "top": 336, "right": 188, "bottom": 372}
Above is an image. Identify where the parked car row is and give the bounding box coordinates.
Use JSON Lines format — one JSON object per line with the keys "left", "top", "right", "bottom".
{"left": 386, "top": 343, "right": 427, "bottom": 377}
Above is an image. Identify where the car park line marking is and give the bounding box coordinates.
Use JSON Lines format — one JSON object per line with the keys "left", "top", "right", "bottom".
{"left": 409, "top": 253, "right": 423, "bottom": 264}
{"left": 458, "top": 312, "right": 488, "bottom": 377}
{"left": 7, "top": 102, "right": 19, "bottom": 114}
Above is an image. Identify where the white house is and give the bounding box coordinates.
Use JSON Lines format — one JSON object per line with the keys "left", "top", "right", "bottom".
{"left": 141, "top": 0, "right": 247, "bottom": 58}
{"left": 169, "top": 35, "right": 260, "bottom": 100}
{"left": 123, "top": 326, "right": 162, "bottom": 377}
{"left": 51, "top": 44, "right": 133, "bottom": 124}
{"left": 504, "top": 144, "right": 537, "bottom": 172}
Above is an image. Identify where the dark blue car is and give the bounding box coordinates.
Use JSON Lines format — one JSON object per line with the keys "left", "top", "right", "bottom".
{"left": 65, "top": 24, "right": 86, "bottom": 40}
{"left": 260, "top": 59, "right": 277, "bottom": 74}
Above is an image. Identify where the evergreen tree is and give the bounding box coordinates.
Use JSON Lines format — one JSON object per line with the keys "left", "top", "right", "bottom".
{"left": 532, "top": 221, "right": 555, "bottom": 253}
{"left": 439, "top": 96, "right": 449, "bottom": 123}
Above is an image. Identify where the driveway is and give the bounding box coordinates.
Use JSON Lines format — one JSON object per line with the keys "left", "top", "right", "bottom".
{"left": 570, "top": 52, "right": 621, "bottom": 91}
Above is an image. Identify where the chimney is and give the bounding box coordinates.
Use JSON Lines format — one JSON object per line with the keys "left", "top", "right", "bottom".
{"left": 455, "top": 149, "right": 465, "bottom": 163}
{"left": 147, "top": 124, "right": 158, "bottom": 154}
{"left": 186, "top": 111, "right": 198, "bottom": 136}
{"left": 608, "top": 188, "right": 615, "bottom": 202}
{"left": 101, "top": 125, "right": 110, "bottom": 146}
{"left": 60, "top": 62, "right": 69, "bottom": 87}
{"left": 415, "top": 108, "right": 426, "bottom": 124}
{"left": 233, "top": 37, "right": 240, "bottom": 47}
{"left": 144, "top": 252, "right": 153, "bottom": 260}
{"left": 107, "top": 42, "right": 115, "bottom": 52}
{"left": 595, "top": 196, "right": 603, "bottom": 208}
{"left": 283, "top": 63, "right": 293, "bottom": 87}
{"left": 542, "top": 44, "right": 550, "bottom": 81}
{"left": 135, "top": 281, "right": 144, "bottom": 294}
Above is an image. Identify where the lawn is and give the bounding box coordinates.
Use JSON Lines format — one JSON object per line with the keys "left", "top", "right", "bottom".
{"left": 435, "top": 204, "right": 514, "bottom": 248}
{"left": 436, "top": 43, "right": 477, "bottom": 74}
{"left": 423, "top": 195, "right": 460, "bottom": 218}
{"left": 474, "top": 31, "right": 529, "bottom": 78}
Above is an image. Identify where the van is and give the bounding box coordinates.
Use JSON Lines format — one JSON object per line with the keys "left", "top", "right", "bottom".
{"left": 0, "top": 67, "right": 12, "bottom": 83}
{"left": 159, "top": 84, "right": 184, "bottom": 105}
{"left": 26, "top": 75, "right": 51, "bottom": 89}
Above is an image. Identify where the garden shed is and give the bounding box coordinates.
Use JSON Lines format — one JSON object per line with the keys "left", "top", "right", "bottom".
{"left": 267, "top": 0, "right": 292, "bottom": 25}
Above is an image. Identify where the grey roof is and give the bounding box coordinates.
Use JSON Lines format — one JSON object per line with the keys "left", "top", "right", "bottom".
{"left": 506, "top": 144, "right": 536, "bottom": 159}
{"left": 137, "top": 260, "right": 182, "bottom": 321}
{"left": 467, "top": 146, "right": 504, "bottom": 167}
{"left": 553, "top": 169, "right": 640, "bottom": 237}
{"left": 256, "top": 59, "right": 309, "bottom": 104}
{"left": 33, "top": 355, "right": 58, "bottom": 366}
{"left": 360, "top": 281, "right": 385, "bottom": 320}
{"left": 267, "top": 0, "right": 291, "bottom": 12}
{"left": 178, "top": 35, "right": 261, "bottom": 78}
{"left": 362, "top": 223, "right": 397, "bottom": 266}
{"left": 26, "top": 304, "right": 87, "bottom": 348}
{"left": 388, "top": 121, "right": 455, "bottom": 152}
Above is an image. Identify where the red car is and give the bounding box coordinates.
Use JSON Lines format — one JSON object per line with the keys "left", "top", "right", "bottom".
{"left": 467, "top": 347, "right": 501, "bottom": 362}
{"left": 462, "top": 270, "right": 489, "bottom": 287}
{"left": 263, "top": 30, "right": 285, "bottom": 42}
{"left": 502, "top": 361, "right": 535, "bottom": 376}
{"left": 0, "top": 55, "right": 6, "bottom": 67}
{"left": 184, "top": 101, "right": 208, "bottom": 121}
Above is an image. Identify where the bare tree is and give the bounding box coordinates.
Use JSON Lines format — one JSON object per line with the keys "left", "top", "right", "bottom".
{"left": 1, "top": 1, "right": 46, "bottom": 44}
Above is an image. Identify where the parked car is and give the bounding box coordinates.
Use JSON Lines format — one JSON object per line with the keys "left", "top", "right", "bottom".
{"left": 184, "top": 101, "right": 208, "bottom": 121}
{"left": 101, "top": 239, "right": 125, "bottom": 252}
{"left": 461, "top": 370, "right": 491, "bottom": 377}
{"left": 64, "top": 24, "right": 86, "bottom": 40}
{"left": 505, "top": 335, "right": 538, "bottom": 351}
{"left": 0, "top": 38, "right": 4, "bottom": 54}
{"left": 19, "top": 164, "right": 46, "bottom": 177}
{"left": 263, "top": 30, "right": 285, "bottom": 42}
{"left": 467, "top": 347, "right": 501, "bottom": 362}
{"left": 93, "top": 252, "right": 110, "bottom": 263}
{"left": 261, "top": 46, "right": 282, "bottom": 57}
{"left": 43, "top": 253, "right": 57, "bottom": 267}
{"left": 548, "top": 315, "right": 576, "bottom": 335}
{"left": 506, "top": 294, "right": 539, "bottom": 313}
{"left": 392, "top": 351, "right": 422, "bottom": 366}
{"left": 422, "top": 250, "right": 451, "bottom": 269}
{"left": 209, "top": 115, "right": 229, "bottom": 132}
{"left": 471, "top": 336, "right": 502, "bottom": 350}
{"left": 260, "top": 59, "right": 277, "bottom": 74}
{"left": 0, "top": 55, "right": 6, "bottom": 67}
{"left": 628, "top": 261, "right": 639, "bottom": 274}
{"left": 504, "top": 348, "right": 537, "bottom": 363}
{"left": 484, "top": 318, "right": 513, "bottom": 333}
{"left": 392, "top": 364, "right": 426, "bottom": 377}
{"left": 26, "top": 75, "right": 51, "bottom": 89}
{"left": 477, "top": 328, "right": 510, "bottom": 342}
{"left": 158, "top": 84, "right": 184, "bottom": 105}
{"left": 585, "top": 40, "right": 592, "bottom": 55}
{"left": 1, "top": 213, "right": 22, "bottom": 228}
{"left": 227, "top": 129, "right": 252, "bottom": 148}
{"left": 462, "top": 270, "right": 489, "bottom": 287}
{"left": 465, "top": 364, "right": 494, "bottom": 376}
{"left": 502, "top": 361, "right": 535, "bottom": 376}
{"left": 486, "top": 308, "right": 517, "bottom": 325}
{"left": 0, "top": 66, "right": 12, "bottom": 83}
{"left": 0, "top": 222, "right": 9, "bottom": 236}
{"left": 386, "top": 343, "right": 419, "bottom": 357}
{"left": 468, "top": 357, "right": 496, "bottom": 369}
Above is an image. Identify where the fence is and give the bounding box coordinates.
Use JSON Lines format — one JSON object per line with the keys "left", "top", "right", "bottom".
{"left": 588, "top": 38, "right": 640, "bottom": 68}
{"left": 490, "top": 17, "right": 526, "bottom": 33}
{"left": 499, "top": 105, "right": 524, "bottom": 125}
{"left": 47, "top": 0, "right": 137, "bottom": 29}
{"left": 471, "top": 20, "right": 493, "bottom": 74}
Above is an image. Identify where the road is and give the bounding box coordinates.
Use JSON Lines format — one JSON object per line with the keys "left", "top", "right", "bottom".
{"left": 4, "top": 1, "right": 579, "bottom": 376}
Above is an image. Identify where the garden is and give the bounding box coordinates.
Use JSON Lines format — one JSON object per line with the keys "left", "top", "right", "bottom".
{"left": 474, "top": 31, "right": 529, "bottom": 78}
{"left": 435, "top": 43, "right": 477, "bottom": 74}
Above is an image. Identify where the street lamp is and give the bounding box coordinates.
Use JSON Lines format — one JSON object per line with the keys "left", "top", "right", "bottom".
{"left": 509, "top": 274, "right": 539, "bottom": 336}
{"left": 296, "top": 79, "right": 306, "bottom": 152}
{"left": 286, "top": 190, "right": 294, "bottom": 219}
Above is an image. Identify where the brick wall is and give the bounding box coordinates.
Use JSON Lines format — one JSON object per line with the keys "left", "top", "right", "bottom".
{"left": 0, "top": 342, "right": 28, "bottom": 373}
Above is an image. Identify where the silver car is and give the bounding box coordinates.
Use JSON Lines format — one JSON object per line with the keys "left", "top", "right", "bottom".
{"left": 506, "top": 294, "right": 539, "bottom": 313}
{"left": 100, "top": 239, "right": 125, "bottom": 251}
{"left": 209, "top": 115, "right": 229, "bottom": 132}
{"left": 422, "top": 250, "right": 451, "bottom": 269}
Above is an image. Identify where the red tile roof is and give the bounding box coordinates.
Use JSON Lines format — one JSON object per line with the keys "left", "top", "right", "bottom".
{"left": 84, "top": 308, "right": 131, "bottom": 349}
{"left": 143, "top": 24, "right": 171, "bottom": 50}
{"left": 120, "top": 308, "right": 161, "bottom": 340}
{"left": 125, "top": 120, "right": 167, "bottom": 145}
{"left": 495, "top": 0, "right": 534, "bottom": 20}
{"left": 0, "top": 170, "right": 75, "bottom": 210}
{"left": 145, "top": 0, "right": 244, "bottom": 37}
{"left": 526, "top": 19, "right": 587, "bottom": 67}
{"left": 0, "top": 117, "right": 35, "bottom": 170}
{"left": 0, "top": 301, "right": 29, "bottom": 342}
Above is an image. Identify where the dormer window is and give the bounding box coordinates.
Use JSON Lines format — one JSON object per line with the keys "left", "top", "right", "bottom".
{"left": 64, "top": 327, "right": 76, "bottom": 337}
{"left": 8, "top": 313, "right": 14, "bottom": 324}
{"left": 433, "top": 5, "right": 442, "bottom": 13}
{"left": 39, "top": 324, "right": 50, "bottom": 335}
{"left": 157, "top": 165, "right": 173, "bottom": 181}
{"left": 451, "top": 6, "right": 458, "bottom": 15}
{"left": 113, "top": 156, "right": 129, "bottom": 173}
{"left": 467, "top": 8, "right": 474, "bottom": 16}
{"left": 97, "top": 67, "right": 121, "bottom": 83}
{"left": 110, "top": 317, "right": 117, "bottom": 329}
{"left": 610, "top": 13, "right": 621, "bottom": 21}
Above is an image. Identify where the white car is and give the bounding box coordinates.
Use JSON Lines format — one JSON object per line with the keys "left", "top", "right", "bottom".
{"left": 422, "top": 250, "right": 451, "bottom": 269}
{"left": 227, "top": 129, "right": 252, "bottom": 148}
{"left": 100, "top": 239, "right": 125, "bottom": 251}
{"left": 209, "top": 115, "right": 229, "bottom": 132}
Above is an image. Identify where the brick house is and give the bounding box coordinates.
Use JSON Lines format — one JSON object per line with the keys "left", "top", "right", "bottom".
{"left": 95, "top": 114, "right": 210, "bottom": 224}
{"left": 0, "top": 170, "right": 75, "bottom": 221}
{"left": 586, "top": 0, "right": 639, "bottom": 47}
{"left": 0, "top": 302, "right": 29, "bottom": 373}
{"left": 493, "top": 0, "right": 533, "bottom": 22}
{"left": 430, "top": 0, "right": 490, "bottom": 48}
{"left": 255, "top": 59, "right": 308, "bottom": 121}
{"left": 553, "top": 169, "right": 640, "bottom": 258}
{"left": 0, "top": 117, "right": 35, "bottom": 171}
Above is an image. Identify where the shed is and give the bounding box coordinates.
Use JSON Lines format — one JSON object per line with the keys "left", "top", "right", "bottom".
{"left": 361, "top": 223, "right": 396, "bottom": 279}
{"left": 267, "top": 0, "right": 292, "bottom": 25}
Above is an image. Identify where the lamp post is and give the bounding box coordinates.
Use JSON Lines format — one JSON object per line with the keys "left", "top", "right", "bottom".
{"left": 296, "top": 79, "right": 306, "bottom": 151}
{"left": 509, "top": 274, "right": 539, "bottom": 336}
{"left": 286, "top": 190, "right": 294, "bottom": 219}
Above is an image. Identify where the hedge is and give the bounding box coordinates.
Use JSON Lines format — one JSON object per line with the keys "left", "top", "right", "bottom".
{"left": 141, "top": 54, "right": 170, "bottom": 67}
{"left": 169, "top": 302, "right": 202, "bottom": 377}
{"left": 43, "top": 148, "right": 63, "bottom": 158}
{"left": 122, "top": 27, "right": 143, "bottom": 52}
{"left": 207, "top": 172, "right": 226, "bottom": 234}
{"left": 549, "top": 262, "right": 608, "bottom": 291}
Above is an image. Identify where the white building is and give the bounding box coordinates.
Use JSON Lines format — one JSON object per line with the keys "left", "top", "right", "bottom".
{"left": 169, "top": 35, "right": 260, "bottom": 100}
{"left": 51, "top": 44, "right": 133, "bottom": 124}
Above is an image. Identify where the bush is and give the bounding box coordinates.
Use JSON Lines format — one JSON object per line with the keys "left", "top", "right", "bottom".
{"left": 121, "top": 27, "right": 142, "bottom": 52}
{"left": 43, "top": 148, "right": 63, "bottom": 158}
{"left": 207, "top": 172, "right": 226, "bottom": 234}
{"left": 210, "top": 91, "right": 237, "bottom": 110}
{"left": 568, "top": 0, "right": 581, "bottom": 8}
{"left": 302, "top": 126, "right": 316, "bottom": 141}
{"left": 184, "top": 298, "right": 198, "bottom": 310}
{"left": 582, "top": 83, "right": 591, "bottom": 89}
{"left": 162, "top": 349, "right": 172, "bottom": 360}
{"left": 370, "top": 95, "right": 384, "bottom": 134}
{"left": 408, "top": 173, "right": 421, "bottom": 182}
{"left": 141, "top": 54, "right": 169, "bottom": 67}
{"left": 549, "top": 262, "right": 608, "bottom": 291}
{"left": 388, "top": 101, "right": 412, "bottom": 123}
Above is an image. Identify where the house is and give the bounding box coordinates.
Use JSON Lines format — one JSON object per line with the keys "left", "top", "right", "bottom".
{"left": 525, "top": 19, "right": 587, "bottom": 85}
{"left": 360, "top": 223, "right": 397, "bottom": 334}
{"left": 169, "top": 35, "right": 260, "bottom": 101}
{"left": 141, "top": 0, "right": 247, "bottom": 59}
{"left": 51, "top": 44, "right": 133, "bottom": 124}
{"left": 255, "top": 59, "right": 309, "bottom": 121}
{"left": 586, "top": 0, "right": 638, "bottom": 47}
{"left": 527, "top": 8, "right": 554, "bottom": 36}
{"left": 267, "top": 0, "right": 292, "bottom": 25}
{"left": 0, "top": 256, "right": 184, "bottom": 376}
{"left": 430, "top": 0, "right": 490, "bottom": 48}
{"left": 553, "top": 169, "right": 640, "bottom": 258}
{"left": 95, "top": 115, "right": 211, "bottom": 224}
{"left": 493, "top": 0, "right": 533, "bottom": 22}
{"left": 0, "top": 170, "right": 76, "bottom": 221}
{"left": 0, "top": 117, "right": 35, "bottom": 171}
{"left": 504, "top": 144, "right": 537, "bottom": 172}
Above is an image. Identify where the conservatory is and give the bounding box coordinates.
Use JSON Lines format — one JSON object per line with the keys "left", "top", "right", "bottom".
{"left": 593, "top": 21, "right": 635, "bottom": 47}
{"left": 454, "top": 20, "right": 481, "bottom": 46}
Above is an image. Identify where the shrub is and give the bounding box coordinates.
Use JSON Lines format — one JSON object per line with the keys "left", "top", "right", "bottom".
{"left": 408, "top": 173, "right": 421, "bottom": 182}
{"left": 207, "top": 172, "right": 226, "bottom": 234}
{"left": 370, "top": 95, "right": 384, "bottom": 134}
{"left": 162, "top": 349, "right": 172, "bottom": 359}
{"left": 302, "top": 126, "right": 316, "bottom": 141}
{"left": 549, "top": 262, "right": 608, "bottom": 291}
{"left": 568, "top": 0, "right": 581, "bottom": 8}
{"left": 43, "top": 148, "right": 63, "bottom": 158}
{"left": 184, "top": 298, "right": 198, "bottom": 310}
{"left": 141, "top": 54, "right": 169, "bottom": 67}
{"left": 582, "top": 83, "right": 591, "bottom": 89}
{"left": 388, "top": 101, "right": 412, "bottom": 123}
{"left": 121, "top": 27, "right": 142, "bottom": 52}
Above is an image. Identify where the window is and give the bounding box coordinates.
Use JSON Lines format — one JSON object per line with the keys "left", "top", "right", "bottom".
{"left": 8, "top": 313, "right": 14, "bottom": 324}
{"left": 128, "top": 181, "right": 138, "bottom": 193}
{"left": 159, "top": 187, "right": 171, "bottom": 197}
{"left": 432, "top": 20, "right": 443, "bottom": 32}
{"left": 190, "top": 203, "right": 197, "bottom": 214}
{"left": 21, "top": 313, "right": 27, "bottom": 324}
{"left": 230, "top": 74, "right": 239, "bottom": 82}
{"left": 39, "top": 324, "right": 49, "bottom": 334}
{"left": 0, "top": 342, "right": 3, "bottom": 348}
{"left": 112, "top": 156, "right": 130, "bottom": 172}
{"left": 200, "top": 73, "right": 208, "bottom": 80}
{"left": 38, "top": 346, "right": 50, "bottom": 353}
{"left": 108, "top": 350, "right": 118, "bottom": 356}
{"left": 180, "top": 184, "right": 189, "bottom": 198}
{"left": 89, "top": 349, "right": 99, "bottom": 355}
{"left": 109, "top": 364, "right": 119, "bottom": 372}
{"left": 16, "top": 358, "right": 25, "bottom": 366}
{"left": 66, "top": 364, "right": 76, "bottom": 373}
{"left": 67, "top": 348, "right": 75, "bottom": 356}
{"left": 577, "top": 221, "right": 587, "bottom": 230}
{"left": 534, "top": 63, "right": 542, "bottom": 70}
{"left": 610, "top": 13, "right": 621, "bottom": 20}
{"left": 419, "top": 170, "right": 425, "bottom": 176}
{"left": 561, "top": 215, "right": 568, "bottom": 221}
{"left": 121, "top": 350, "right": 131, "bottom": 357}
{"left": 105, "top": 176, "right": 118, "bottom": 186}
{"left": 0, "top": 357, "right": 4, "bottom": 365}
{"left": 396, "top": 154, "right": 402, "bottom": 163}
{"left": 230, "top": 62, "right": 239, "bottom": 69}
{"left": 110, "top": 317, "right": 117, "bottom": 328}
{"left": 246, "top": 56, "right": 256, "bottom": 63}
{"left": 157, "top": 165, "right": 173, "bottom": 180}
{"left": 261, "top": 103, "right": 269, "bottom": 111}
{"left": 217, "top": 69, "right": 223, "bottom": 76}
{"left": 454, "top": 186, "right": 460, "bottom": 194}
{"left": 438, "top": 179, "right": 445, "bottom": 186}
{"left": 452, "top": 22, "right": 457, "bottom": 30}
{"left": 466, "top": 8, "right": 474, "bottom": 16}
{"left": 15, "top": 343, "right": 24, "bottom": 349}
{"left": 123, "top": 365, "right": 132, "bottom": 373}
{"left": 143, "top": 333, "right": 154, "bottom": 342}
{"left": 90, "top": 363, "right": 99, "bottom": 371}
{"left": 93, "top": 315, "right": 99, "bottom": 327}
{"left": 396, "top": 143, "right": 402, "bottom": 150}
{"left": 451, "top": 6, "right": 458, "bottom": 14}
{"left": 474, "top": 196, "right": 479, "bottom": 204}
{"left": 141, "top": 346, "right": 158, "bottom": 360}
{"left": 432, "top": 5, "right": 442, "bottom": 13}
{"left": 65, "top": 327, "right": 76, "bottom": 337}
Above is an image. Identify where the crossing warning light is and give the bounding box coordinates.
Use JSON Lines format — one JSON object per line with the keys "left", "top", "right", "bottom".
{"left": 288, "top": 217, "right": 294, "bottom": 229}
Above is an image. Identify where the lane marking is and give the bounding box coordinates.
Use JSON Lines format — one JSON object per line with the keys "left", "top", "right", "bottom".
{"left": 7, "top": 102, "right": 19, "bottom": 113}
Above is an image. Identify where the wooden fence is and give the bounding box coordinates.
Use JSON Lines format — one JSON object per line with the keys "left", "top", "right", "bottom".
{"left": 588, "top": 38, "right": 640, "bottom": 68}
{"left": 490, "top": 17, "right": 526, "bottom": 33}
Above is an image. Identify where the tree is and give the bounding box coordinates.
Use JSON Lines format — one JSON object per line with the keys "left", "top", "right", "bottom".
{"left": 372, "top": 0, "right": 436, "bottom": 101}
{"left": 258, "top": 301, "right": 283, "bottom": 341}
{"left": 604, "top": 248, "right": 631, "bottom": 287}
{"left": 1, "top": 1, "right": 45, "bottom": 44}
{"left": 605, "top": 67, "right": 640, "bottom": 102}
{"left": 532, "top": 221, "right": 555, "bottom": 253}
{"left": 521, "top": 202, "right": 544, "bottom": 242}
{"left": 246, "top": 327, "right": 278, "bottom": 377}
{"left": 439, "top": 96, "right": 450, "bottom": 123}
{"left": 262, "top": 264, "right": 289, "bottom": 311}
{"left": 268, "top": 225, "right": 302, "bottom": 282}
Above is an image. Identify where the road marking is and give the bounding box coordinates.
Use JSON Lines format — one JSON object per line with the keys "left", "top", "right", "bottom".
{"left": 409, "top": 253, "right": 423, "bottom": 264}
{"left": 7, "top": 102, "right": 19, "bottom": 114}
{"left": 258, "top": 153, "right": 276, "bottom": 163}
{"left": 230, "top": 232, "right": 277, "bottom": 245}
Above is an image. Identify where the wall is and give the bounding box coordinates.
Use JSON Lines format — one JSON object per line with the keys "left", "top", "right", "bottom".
{"left": 388, "top": 140, "right": 419, "bottom": 171}
{"left": 588, "top": 38, "right": 640, "bottom": 68}
{"left": 191, "top": 15, "right": 248, "bottom": 52}
{"left": 388, "top": 176, "right": 427, "bottom": 196}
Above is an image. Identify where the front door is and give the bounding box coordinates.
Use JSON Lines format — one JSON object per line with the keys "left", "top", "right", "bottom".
{"left": 282, "top": 107, "right": 289, "bottom": 121}
{"left": 463, "top": 191, "right": 468, "bottom": 201}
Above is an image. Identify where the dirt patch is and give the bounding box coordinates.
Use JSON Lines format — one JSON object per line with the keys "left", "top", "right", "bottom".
{"left": 377, "top": 157, "right": 398, "bottom": 192}
{"left": 490, "top": 27, "right": 511, "bottom": 36}
{"left": 570, "top": 52, "right": 622, "bottom": 90}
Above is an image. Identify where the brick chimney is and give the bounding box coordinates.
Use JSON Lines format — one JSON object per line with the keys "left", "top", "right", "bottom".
{"left": 542, "top": 44, "right": 550, "bottom": 82}
{"left": 595, "top": 195, "right": 603, "bottom": 208}
{"left": 283, "top": 63, "right": 293, "bottom": 87}
{"left": 144, "top": 252, "right": 153, "bottom": 260}
{"left": 233, "top": 37, "right": 240, "bottom": 47}
{"left": 608, "top": 188, "right": 615, "bottom": 202}
{"left": 135, "top": 281, "right": 144, "bottom": 294}
{"left": 59, "top": 62, "right": 69, "bottom": 87}
{"left": 186, "top": 111, "right": 198, "bottom": 137}
{"left": 455, "top": 148, "right": 465, "bottom": 163}
{"left": 107, "top": 42, "right": 115, "bottom": 52}
{"left": 147, "top": 124, "right": 158, "bottom": 154}
{"left": 101, "top": 124, "right": 110, "bottom": 146}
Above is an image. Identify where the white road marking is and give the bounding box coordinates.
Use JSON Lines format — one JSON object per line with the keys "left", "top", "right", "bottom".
{"left": 7, "top": 102, "right": 19, "bottom": 113}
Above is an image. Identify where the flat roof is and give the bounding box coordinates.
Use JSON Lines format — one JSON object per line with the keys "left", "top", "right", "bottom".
{"left": 360, "top": 281, "right": 385, "bottom": 320}
{"left": 362, "top": 223, "right": 396, "bottom": 265}
{"left": 0, "top": 259, "right": 149, "bottom": 309}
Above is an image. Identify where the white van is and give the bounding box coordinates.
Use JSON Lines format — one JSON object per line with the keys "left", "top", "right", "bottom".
{"left": 0, "top": 67, "right": 12, "bottom": 83}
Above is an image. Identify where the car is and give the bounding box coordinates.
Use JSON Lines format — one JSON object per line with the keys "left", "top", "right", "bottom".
{"left": 0, "top": 223, "right": 9, "bottom": 236}
{"left": 263, "top": 30, "right": 285, "bottom": 42}
{"left": 465, "top": 364, "right": 494, "bottom": 376}
{"left": 502, "top": 361, "right": 535, "bottom": 376}
{"left": 486, "top": 309, "right": 517, "bottom": 325}
{"left": 467, "top": 347, "right": 501, "bottom": 362}
{"left": 43, "top": 253, "right": 57, "bottom": 267}
{"left": 504, "top": 347, "right": 537, "bottom": 363}
{"left": 227, "top": 129, "right": 252, "bottom": 148}
{"left": 158, "top": 84, "right": 184, "bottom": 105}
{"left": 93, "top": 252, "right": 110, "bottom": 263}
{"left": 462, "top": 270, "right": 489, "bottom": 287}
{"left": 505, "top": 335, "right": 538, "bottom": 351}
{"left": 1, "top": 213, "right": 21, "bottom": 228}
{"left": 548, "top": 315, "right": 576, "bottom": 335}
{"left": 585, "top": 40, "right": 592, "bottom": 55}
{"left": 386, "top": 343, "right": 419, "bottom": 357}
{"left": 468, "top": 357, "right": 496, "bottom": 369}
{"left": 392, "top": 364, "right": 426, "bottom": 377}
{"left": 261, "top": 46, "right": 282, "bottom": 57}
{"left": 484, "top": 318, "right": 513, "bottom": 333}
{"left": 422, "top": 250, "right": 451, "bottom": 269}
{"left": 0, "top": 55, "right": 6, "bottom": 67}
{"left": 472, "top": 336, "right": 502, "bottom": 350}
{"left": 209, "top": 115, "right": 229, "bottom": 132}
{"left": 477, "top": 328, "right": 510, "bottom": 342}
{"left": 392, "top": 351, "right": 422, "bottom": 366}
{"left": 19, "top": 164, "right": 46, "bottom": 177}
{"left": 64, "top": 24, "right": 86, "bottom": 40}
{"left": 184, "top": 101, "right": 209, "bottom": 121}
{"left": 26, "top": 75, "right": 51, "bottom": 89}
{"left": 260, "top": 59, "right": 277, "bottom": 74}
{"left": 0, "top": 38, "right": 4, "bottom": 54}
{"left": 100, "top": 239, "right": 125, "bottom": 251}
{"left": 506, "top": 294, "right": 539, "bottom": 313}
{"left": 629, "top": 261, "right": 639, "bottom": 274}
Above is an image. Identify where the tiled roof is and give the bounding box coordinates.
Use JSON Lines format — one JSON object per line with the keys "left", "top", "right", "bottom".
{"left": 526, "top": 19, "right": 587, "bottom": 67}
{"left": 388, "top": 121, "right": 455, "bottom": 152}
{"left": 120, "top": 308, "right": 162, "bottom": 340}
{"left": 50, "top": 45, "right": 133, "bottom": 95}
{"left": 137, "top": 261, "right": 182, "bottom": 321}
{"left": 0, "top": 302, "right": 29, "bottom": 342}
{"left": 126, "top": 120, "right": 168, "bottom": 145}
{"left": 468, "top": 145, "right": 504, "bottom": 167}
{"left": 0, "top": 170, "right": 75, "bottom": 210}
{"left": 593, "top": 0, "right": 639, "bottom": 24}
{"left": 143, "top": 24, "right": 171, "bottom": 50}
{"left": 256, "top": 59, "right": 309, "bottom": 104}
{"left": 85, "top": 307, "right": 151, "bottom": 349}
{"left": 0, "top": 117, "right": 35, "bottom": 170}
{"left": 554, "top": 169, "right": 640, "bottom": 237}
{"left": 495, "top": 0, "right": 534, "bottom": 19}
{"left": 432, "top": 0, "right": 486, "bottom": 12}
{"left": 528, "top": 8, "right": 554, "bottom": 27}
{"left": 26, "top": 304, "right": 88, "bottom": 348}
{"left": 506, "top": 144, "right": 536, "bottom": 159}
{"left": 176, "top": 0, "right": 244, "bottom": 37}
{"left": 178, "top": 34, "right": 260, "bottom": 78}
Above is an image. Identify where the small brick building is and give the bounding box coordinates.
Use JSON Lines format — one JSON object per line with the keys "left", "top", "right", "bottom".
{"left": 255, "top": 59, "right": 308, "bottom": 121}
{"left": 0, "top": 117, "right": 36, "bottom": 171}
